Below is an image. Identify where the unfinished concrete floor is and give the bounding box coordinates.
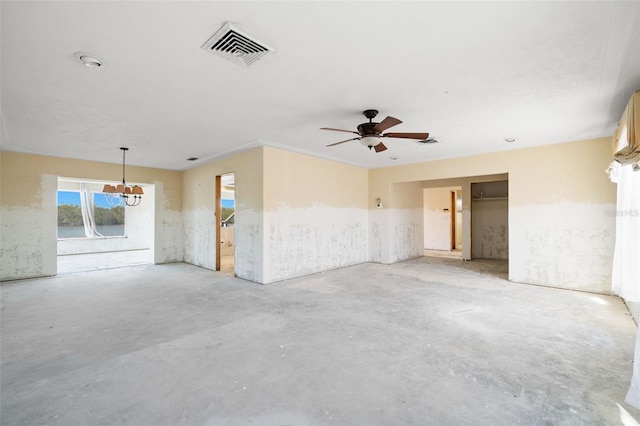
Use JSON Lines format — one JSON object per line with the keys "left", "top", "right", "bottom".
{"left": 220, "top": 255, "right": 235, "bottom": 275}
{"left": 1, "top": 257, "right": 639, "bottom": 425}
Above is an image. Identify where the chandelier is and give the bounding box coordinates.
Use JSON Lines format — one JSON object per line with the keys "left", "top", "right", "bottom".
{"left": 102, "top": 147, "right": 143, "bottom": 207}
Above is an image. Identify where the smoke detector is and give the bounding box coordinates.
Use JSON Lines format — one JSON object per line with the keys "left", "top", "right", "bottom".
{"left": 201, "top": 22, "right": 273, "bottom": 68}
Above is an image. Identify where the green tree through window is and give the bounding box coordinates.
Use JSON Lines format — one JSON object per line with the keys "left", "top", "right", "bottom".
{"left": 57, "top": 191, "right": 125, "bottom": 238}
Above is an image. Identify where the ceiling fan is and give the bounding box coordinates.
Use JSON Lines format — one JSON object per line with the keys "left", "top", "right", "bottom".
{"left": 321, "top": 109, "right": 430, "bottom": 153}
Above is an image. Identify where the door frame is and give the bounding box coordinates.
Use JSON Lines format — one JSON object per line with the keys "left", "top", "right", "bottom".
{"left": 450, "top": 190, "right": 456, "bottom": 250}
{"left": 215, "top": 175, "right": 221, "bottom": 271}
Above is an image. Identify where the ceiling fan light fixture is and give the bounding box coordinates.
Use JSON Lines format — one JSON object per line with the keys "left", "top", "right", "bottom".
{"left": 322, "top": 110, "right": 429, "bottom": 153}
{"left": 360, "top": 136, "right": 381, "bottom": 148}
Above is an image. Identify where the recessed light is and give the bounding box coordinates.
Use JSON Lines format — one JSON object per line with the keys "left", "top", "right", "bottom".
{"left": 73, "top": 52, "right": 105, "bottom": 68}
{"left": 389, "top": 156, "right": 398, "bottom": 160}
{"left": 504, "top": 138, "right": 516, "bottom": 143}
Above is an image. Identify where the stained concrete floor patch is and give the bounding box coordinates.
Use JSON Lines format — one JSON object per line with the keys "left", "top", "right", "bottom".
{"left": 1, "top": 258, "right": 638, "bottom": 425}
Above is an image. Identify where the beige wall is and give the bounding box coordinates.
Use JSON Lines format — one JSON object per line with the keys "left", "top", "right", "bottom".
{"left": 1, "top": 151, "right": 183, "bottom": 281}
{"left": 369, "top": 138, "right": 617, "bottom": 292}
{"left": 2, "top": 138, "right": 619, "bottom": 292}
{"left": 263, "top": 147, "right": 367, "bottom": 210}
{"left": 183, "top": 148, "right": 264, "bottom": 212}
{"left": 371, "top": 139, "right": 615, "bottom": 206}
{"left": 1, "top": 152, "right": 181, "bottom": 209}
{"left": 182, "top": 146, "right": 369, "bottom": 283}
{"left": 262, "top": 147, "right": 368, "bottom": 282}
{"left": 182, "top": 148, "right": 264, "bottom": 281}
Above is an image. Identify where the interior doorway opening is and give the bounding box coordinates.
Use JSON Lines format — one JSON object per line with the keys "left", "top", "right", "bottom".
{"left": 471, "top": 180, "right": 509, "bottom": 260}
{"left": 56, "top": 177, "right": 154, "bottom": 274}
{"left": 423, "top": 186, "right": 463, "bottom": 259}
{"left": 419, "top": 173, "right": 508, "bottom": 269}
{"left": 216, "top": 173, "right": 235, "bottom": 275}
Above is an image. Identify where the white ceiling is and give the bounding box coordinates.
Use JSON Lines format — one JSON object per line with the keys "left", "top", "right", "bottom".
{"left": 1, "top": 1, "right": 639, "bottom": 170}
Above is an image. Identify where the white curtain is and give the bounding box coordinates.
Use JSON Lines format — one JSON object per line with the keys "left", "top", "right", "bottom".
{"left": 613, "top": 91, "right": 639, "bottom": 166}
{"left": 611, "top": 91, "right": 640, "bottom": 302}
{"left": 610, "top": 91, "right": 640, "bottom": 409}
{"left": 79, "top": 183, "right": 103, "bottom": 238}
{"left": 617, "top": 166, "right": 640, "bottom": 409}
{"left": 612, "top": 165, "right": 640, "bottom": 301}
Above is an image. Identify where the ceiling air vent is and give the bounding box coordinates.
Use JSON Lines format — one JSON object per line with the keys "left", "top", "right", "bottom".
{"left": 201, "top": 22, "right": 273, "bottom": 68}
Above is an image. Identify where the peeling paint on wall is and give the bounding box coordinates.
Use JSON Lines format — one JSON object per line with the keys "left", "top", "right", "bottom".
{"left": 390, "top": 208, "right": 424, "bottom": 263}
{"left": 510, "top": 203, "right": 616, "bottom": 293}
{"left": 154, "top": 209, "right": 183, "bottom": 264}
{"left": 1, "top": 174, "right": 57, "bottom": 281}
{"left": 1, "top": 207, "right": 49, "bottom": 280}
{"left": 369, "top": 208, "right": 423, "bottom": 264}
{"left": 262, "top": 206, "right": 368, "bottom": 283}
{"left": 369, "top": 219, "right": 383, "bottom": 263}
{"left": 478, "top": 225, "right": 508, "bottom": 259}
{"left": 153, "top": 182, "right": 183, "bottom": 264}
{"left": 234, "top": 209, "right": 263, "bottom": 283}
{"left": 472, "top": 199, "right": 508, "bottom": 260}
{"left": 183, "top": 208, "right": 216, "bottom": 270}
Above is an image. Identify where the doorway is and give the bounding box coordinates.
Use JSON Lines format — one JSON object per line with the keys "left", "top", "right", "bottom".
{"left": 420, "top": 173, "right": 508, "bottom": 263}
{"left": 451, "top": 190, "right": 462, "bottom": 251}
{"left": 216, "top": 173, "right": 235, "bottom": 275}
{"left": 423, "top": 186, "right": 462, "bottom": 259}
{"left": 471, "top": 180, "right": 509, "bottom": 260}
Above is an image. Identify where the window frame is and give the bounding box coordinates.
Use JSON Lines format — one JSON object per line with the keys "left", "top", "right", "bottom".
{"left": 57, "top": 190, "right": 127, "bottom": 239}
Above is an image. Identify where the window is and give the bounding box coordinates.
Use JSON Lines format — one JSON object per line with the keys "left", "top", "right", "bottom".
{"left": 57, "top": 191, "right": 125, "bottom": 238}
{"left": 221, "top": 198, "right": 234, "bottom": 226}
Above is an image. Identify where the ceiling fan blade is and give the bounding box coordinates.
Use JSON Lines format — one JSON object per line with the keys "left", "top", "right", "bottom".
{"left": 382, "top": 132, "right": 430, "bottom": 140}
{"left": 326, "top": 137, "right": 360, "bottom": 147}
{"left": 374, "top": 142, "right": 388, "bottom": 153}
{"left": 320, "top": 127, "right": 360, "bottom": 135}
{"left": 373, "top": 116, "right": 402, "bottom": 133}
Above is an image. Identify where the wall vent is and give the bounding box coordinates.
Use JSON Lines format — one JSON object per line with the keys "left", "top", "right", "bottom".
{"left": 201, "top": 22, "right": 273, "bottom": 68}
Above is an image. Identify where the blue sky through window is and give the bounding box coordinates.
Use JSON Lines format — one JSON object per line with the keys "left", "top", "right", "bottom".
{"left": 93, "top": 194, "right": 111, "bottom": 208}
{"left": 221, "top": 199, "right": 234, "bottom": 208}
{"left": 57, "top": 191, "right": 80, "bottom": 206}
{"left": 57, "top": 191, "right": 117, "bottom": 208}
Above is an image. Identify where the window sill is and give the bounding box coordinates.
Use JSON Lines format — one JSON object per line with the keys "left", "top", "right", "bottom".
{"left": 58, "top": 236, "right": 128, "bottom": 241}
